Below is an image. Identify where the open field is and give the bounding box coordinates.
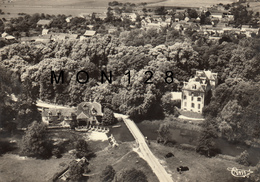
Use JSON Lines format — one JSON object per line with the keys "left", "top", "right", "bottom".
{"left": 149, "top": 0, "right": 236, "bottom": 7}
{"left": 246, "top": 2, "right": 260, "bottom": 13}
{"left": 0, "top": 0, "right": 238, "bottom": 18}
{"left": 1, "top": 0, "right": 160, "bottom": 7}
{"left": 0, "top": 0, "right": 160, "bottom": 17}
{"left": 0, "top": 154, "right": 72, "bottom": 182}
{"left": 87, "top": 142, "right": 159, "bottom": 182}
{"left": 149, "top": 142, "right": 254, "bottom": 182}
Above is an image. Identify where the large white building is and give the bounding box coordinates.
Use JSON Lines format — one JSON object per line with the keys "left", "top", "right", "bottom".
{"left": 181, "top": 70, "right": 217, "bottom": 113}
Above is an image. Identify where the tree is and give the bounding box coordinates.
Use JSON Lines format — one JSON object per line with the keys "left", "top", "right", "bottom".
{"left": 68, "top": 160, "right": 89, "bottom": 182}
{"left": 75, "top": 139, "right": 93, "bottom": 159}
{"left": 157, "top": 123, "right": 170, "bottom": 145}
{"left": 118, "top": 168, "right": 148, "bottom": 182}
{"left": 250, "top": 161, "right": 260, "bottom": 181}
{"left": 188, "top": 9, "right": 198, "bottom": 19}
{"left": 102, "top": 108, "right": 117, "bottom": 125}
{"left": 196, "top": 120, "right": 219, "bottom": 157}
{"left": 21, "top": 121, "right": 52, "bottom": 158}
{"left": 100, "top": 165, "right": 116, "bottom": 182}
{"left": 161, "top": 92, "right": 181, "bottom": 116}
{"left": 155, "top": 6, "right": 166, "bottom": 15}
{"left": 236, "top": 150, "right": 250, "bottom": 166}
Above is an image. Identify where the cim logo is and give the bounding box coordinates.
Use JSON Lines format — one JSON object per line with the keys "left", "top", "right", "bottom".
{"left": 227, "top": 167, "right": 253, "bottom": 178}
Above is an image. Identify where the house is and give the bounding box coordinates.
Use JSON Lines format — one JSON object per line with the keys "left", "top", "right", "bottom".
{"left": 20, "top": 36, "right": 38, "bottom": 43}
{"left": 1, "top": 32, "right": 8, "bottom": 37}
{"left": 42, "top": 29, "right": 49, "bottom": 35}
{"left": 181, "top": 70, "right": 217, "bottom": 113}
{"left": 77, "top": 101, "right": 103, "bottom": 126}
{"left": 4, "top": 35, "right": 15, "bottom": 40}
{"left": 175, "top": 9, "right": 186, "bottom": 14}
{"left": 66, "top": 17, "right": 72, "bottom": 23}
{"left": 210, "top": 13, "right": 223, "bottom": 20}
{"left": 36, "top": 19, "right": 52, "bottom": 28}
{"left": 241, "top": 27, "right": 259, "bottom": 37}
{"left": 145, "top": 23, "right": 162, "bottom": 32}
{"left": 95, "top": 13, "right": 107, "bottom": 20}
{"left": 87, "top": 25, "right": 94, "bottom": 30}
{"left": 84, "top": 30, "right": 96, "bottom": 37}
{"left": 41, "top": 101, "right": 103, "bottom": 127}
{"left": 78, "top": 13, "right": 92, "bottom": 20}
{"left": 50, "top": 33, "right": 79, "bottom": 41}
{"left": 42, "top": 108, "right": 77, "bottom": 126}
{"left": 35, "top": 34, "right": 52, "bottom": 43}
{"left": 171, "top": 92, "right": 182, "bottom": 101}
{"left": 108, "top": 28, "right": 117, "bottom": 34}
{"left": 121, "top": 13, "right": 137, "bottom": 22}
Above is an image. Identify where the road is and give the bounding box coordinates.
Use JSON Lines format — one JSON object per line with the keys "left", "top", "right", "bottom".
{"left": 114, "top": 113, "right": 174, "bottom": 182}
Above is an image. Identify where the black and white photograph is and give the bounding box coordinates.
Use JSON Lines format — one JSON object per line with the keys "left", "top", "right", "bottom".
{"left": 0, "top": 0, "right": 260, "bottom": 181}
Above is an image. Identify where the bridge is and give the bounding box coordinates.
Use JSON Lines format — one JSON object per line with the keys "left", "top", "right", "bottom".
{"left": 114, "top": 113, "right": 174, "bottom": 182}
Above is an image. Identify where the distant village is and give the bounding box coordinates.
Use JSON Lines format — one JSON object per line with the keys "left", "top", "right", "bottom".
{"left": 1, "top": 2, "right": 260, "bottom": 44}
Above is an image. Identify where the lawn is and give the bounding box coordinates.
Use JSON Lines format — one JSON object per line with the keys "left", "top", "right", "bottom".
{"left": 149, "top": 142, "right": 255, "bottom": 182}
{"left": 246, "top": 2, "right": 260, "bottom": 13}
{"left": 0, "top": 154, "right": 72, "bottom": 182}
{"left": 0, "top": 0, "right": 161, "bottom": 17}
{"left": 149, "top": 0, "right": 236, "bottom": 7}
{"left": 87, "top": 142, "right": 159, "bottom": 182}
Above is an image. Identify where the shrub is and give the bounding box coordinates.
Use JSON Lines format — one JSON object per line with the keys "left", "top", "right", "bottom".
{"left": 236, "top": 150, "right": 250, "bottom": 166}
{"left": 102, "top": 108, "right": 117, "bottom": 126}
{"left": 20, "top": 121, "right": 52, "bottom": 159}
{"left": 100, "top": 165, "right": 116, "bottom": 182}
{"left": 119, "top": 168, "right": 148, "bottom": 182}
{"left": 52, "top": 147, "right": 62, "bottom": 158}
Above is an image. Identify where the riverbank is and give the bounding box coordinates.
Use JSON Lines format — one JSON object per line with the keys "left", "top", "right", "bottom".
{"left": 149, "top": 142, "right": 254, "bottom": 182}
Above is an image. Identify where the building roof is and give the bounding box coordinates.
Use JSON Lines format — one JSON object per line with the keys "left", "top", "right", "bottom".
{"left": 42, "top": 29, "right": 49, "bottom": 35}
{"left": 37, "top": 19, "right": 52, "bottom": 26}
{"left": 196, "top": 70, "right": 217, "bottom": 81}
{"left": 171, "top": 92, "right": 182, "bottom": 100}
{"left": 77, "top": 101, "right": 103, "bottom": 117}
{"left": 84, "top": 30, "right": 96, "bottom": 37}
{"left": 21, "top": 36, "right": 37, "bottom": 42}
{"left": 42, "top": 108, "right": 76, "bottom": 117}
{"left": 183, "top": 80, "right": 205, "bottom": 92}
{"left": 1, "top": 32, "right": 8, "bottom": 37}
{"left": 92, "top": 102, "right": 103, "bottom": 116}
{"left": 77, "top": 112, "right": 89, "bottom": 120}
{"left": 5, "top": 35, "right": 15, "bottom": 40}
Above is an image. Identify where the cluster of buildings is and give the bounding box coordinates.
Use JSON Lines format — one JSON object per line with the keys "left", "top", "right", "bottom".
{"left": 41, "top": 101, "right": 103, "bottom": 128}
{"left": 2, "top": 3, "right": 259, "bottom": 44}
{"left": 19, "top": 19, "right": 98, "bottom": 43}
{"left": 106, "top": 3, "right": 259, "bottom": 38}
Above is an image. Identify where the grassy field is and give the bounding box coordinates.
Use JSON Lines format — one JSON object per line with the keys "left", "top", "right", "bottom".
{"left": 0, "top": 0, "right": 238, "bottom": 18}
{"left": 0, "top": 154, "right": 72, "bottom": 182}
{"left": 0, "top": 0, "right": 160, "bottom": 17}
{"left": 149, "top": 0, "right": 236, "bottom": 7}
{"left": 1, "top": 0, "right": 160, "bottom": 7}
{"left": 87, "top": 142, "right": 159, "bottom": 182}
{"left": 246, "top": 2, "right": 260, "bottom": 13}
{"left": 149, "top": 142, "right": 254, "bottom": 182}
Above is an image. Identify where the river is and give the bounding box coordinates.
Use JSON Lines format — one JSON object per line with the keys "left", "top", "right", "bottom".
{"left": 109, "top": 120, "right": 260, "bottom": 166}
